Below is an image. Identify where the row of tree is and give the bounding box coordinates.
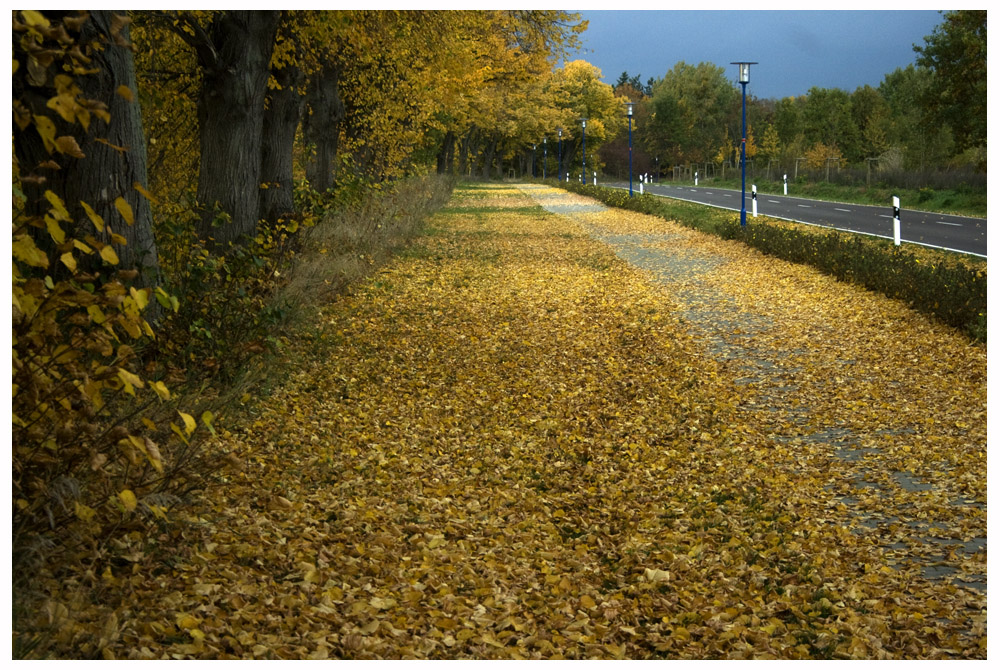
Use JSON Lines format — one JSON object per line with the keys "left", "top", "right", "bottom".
{"left": 15, "top": 10, "right": 632, "bottom": 282}
{"left": 598, "top": 10, "right": 985, "bottom": 180}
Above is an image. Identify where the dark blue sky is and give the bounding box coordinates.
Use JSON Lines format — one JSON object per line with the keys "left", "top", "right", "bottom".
{"left": 567, "top": 10, "right": 944, "bottom": 100}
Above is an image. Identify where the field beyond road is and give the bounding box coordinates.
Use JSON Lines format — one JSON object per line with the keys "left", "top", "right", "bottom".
{"left": 40, "top": 183, "right": 985, "bottom": 659}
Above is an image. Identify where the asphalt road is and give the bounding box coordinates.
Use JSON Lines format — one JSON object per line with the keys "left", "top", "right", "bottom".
{"left": 604, "top": 181, "right": 987, "bottom": 257}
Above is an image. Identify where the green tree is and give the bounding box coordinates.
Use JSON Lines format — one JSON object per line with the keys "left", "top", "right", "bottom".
{"left": 773, "top": 96, "right": 803, "bottom": 148}
{"left": 913, "top": 10, "right": 986, "bottom": 152}
{"left": 849, "top": 85, "right": 890, "bottom": 159}
{"left": 759, "top": 123, "right": 780, "bottom": 164}
{"left": 647, "top": 61, "right": 738, "bottom": 165}
{"left": 802, "top": 87, "right": 861, "bottom": 163}
{"left": 878, "top": 65, "right": 952, "bottom": 169}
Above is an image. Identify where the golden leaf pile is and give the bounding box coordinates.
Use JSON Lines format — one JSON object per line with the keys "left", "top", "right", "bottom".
{"left": 33, "top": 184, "right": 984, "bottom": 659}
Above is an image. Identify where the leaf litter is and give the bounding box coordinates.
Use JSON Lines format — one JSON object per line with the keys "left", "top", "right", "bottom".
{"left": 38, "top": 183, "right": 985, "bottom": 659}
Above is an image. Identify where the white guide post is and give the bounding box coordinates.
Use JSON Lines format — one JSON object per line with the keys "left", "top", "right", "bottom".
{"left": 640, "top": 182, "right": 644, "bottom": 195}
{"left": 593, "top": 171, "right": 597, "bottom": 186}
{"left": 783, "top": 174, "right": 788, "bottom": 195}
{"left": 752, "top": 184, "right": 757, "bottom": 217}
{"left": 893, "top": 196, "right": 901, "bottom": 246}
{"left": 694, "top": 171, "right": 698, "bottom": 186}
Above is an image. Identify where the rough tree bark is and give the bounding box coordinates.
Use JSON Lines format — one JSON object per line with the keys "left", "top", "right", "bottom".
{"left": 480, "top": 136, "right": 498, "bottom": 180}
{"left": 260, "top": 59, "right": 305, "bottom": 223}
{"left": 172, "top": 10, "right": 280, "bottom": 248}
{"left": 436, "top": 130, "right": 456, "bottom": 174}
{"left": 458, "top": 129, "right": 475, "bottom": 177}
{"left": 302, "top": 63, "right": 345, "bottom": 193}
{"left": 13, "top": 10, "right": 160, "bottom": 289}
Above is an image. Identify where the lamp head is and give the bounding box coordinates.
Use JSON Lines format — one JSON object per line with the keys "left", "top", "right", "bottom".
{"left": 731, "top": 61, "right": 757, "bottom": 84}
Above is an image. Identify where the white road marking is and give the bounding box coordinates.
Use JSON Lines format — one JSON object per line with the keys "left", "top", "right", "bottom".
{"left": 937, "top": 221, "right": 963, "bottom": 227}
{"left": 797, "top": 204, "right": 811, "bottom": 208}
{"left": 768, "top": 199, "right": 780, "bottom": 203}
{"left": 835, "top": 208, "right": 851, "bottom": 212}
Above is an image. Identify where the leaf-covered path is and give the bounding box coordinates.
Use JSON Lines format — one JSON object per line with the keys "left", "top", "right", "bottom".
{"left": 76, "top": 184, "right": 984, "bottom": 659}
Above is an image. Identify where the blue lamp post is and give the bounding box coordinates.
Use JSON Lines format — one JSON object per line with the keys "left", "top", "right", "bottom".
{"left": 579, "top": 118, "right": 588, "bottom": 184}
{"left": 556, "top": 127, "right": 563, "bottom": 181}
{"left": 543, "top": 137, "right": 547, "bottom": 179}
{"left": 731, "top": 61, "right": 756, "bottom": 228}
{"left": 626, "top": 101, "right": 635, "bottom": 196}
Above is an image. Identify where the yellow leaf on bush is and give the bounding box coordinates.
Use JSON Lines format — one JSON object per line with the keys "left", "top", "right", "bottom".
{"left": 151, "top": 381, "right": 170, "bottom": 401}
{"left": 118, "top": 489, "right": 138, "bottom": 512}
{"left": 54, "top": 135, "right": 85, "bottom": 158}
{"left": 179, "top": 411, "right": 196, "bottom": 436}
{"left": 100, "top": 244, "right": 119, "bottom": 265}
{"left": 13, "top": 234, "right": 49, "bottom": 268}
{"left": 81, "top": 200, "right": 105, "bottom": 232}
{"left": 44, "top": 190, "right": 71, "bottom": 221}
{"left": 21, "top": 10, "right": 50, "bottom": 27}
{"left": 45, "top": 215, "right": 66, "bottom": 244}
{"left": 115, "top": 197, "right": 134, "bottom": 225}
{"left": 129, "top": 286, "right": 149, "bottom": 310}
{"left": 46, "top": 95, "right": 79, "bottom": 124}
{"left": 133, "top": 181, "right": 157, "bottom": 203}
{"left": 33, "top": 115, "right": 57, "bottom": 153}
{"left": 202, "top": 410, "right": 216, "bottom": 435}
{"left": 59, "top": 252, "right": 76, "bottom": 271}
{"left": 117, "top": 368, "right": 144, "bottom": 392}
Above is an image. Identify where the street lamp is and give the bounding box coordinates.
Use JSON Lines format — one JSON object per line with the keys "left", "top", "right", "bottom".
{"left": 557, "top": 127, "right": 563, "bottom": 182}
{"left": 579, "top": 118, "right": 588, "bottom": 184}
{"left": 731, "top": 61, "right": 757, "bottom": 228}
{"left": 626, "top": 101, "right": 635, "bottom": 196}
{"left": 543, "top": 137, "right": 547, "bottom": 179}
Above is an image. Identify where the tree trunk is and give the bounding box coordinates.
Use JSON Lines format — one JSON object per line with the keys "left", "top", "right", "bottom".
{"left": 188, "top": 10, "right": 279, "bottom": 248}
{"left": 436, "top": 130, "right": 455, "bottom": 174}
{"left": 260, "top": 59, "right": 304, "bottom": 223}
{"left": 481, "top": 137, "right": 498, "bottom": 180}
{"left": 14, "top": 11, "right": 160, "bottom": 290}
{"left": 458, "top": 129, "right": 475, "bottom": 177}
{"left": 303, "top": 63, "right": 345, "bottom": 193}
{"left": 446, "top": 132, "right": 456, "bottom": 173}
